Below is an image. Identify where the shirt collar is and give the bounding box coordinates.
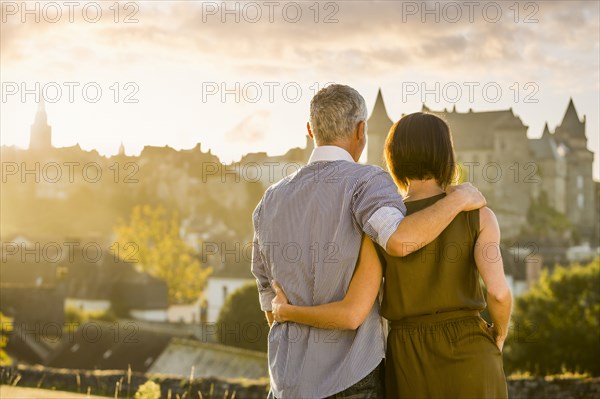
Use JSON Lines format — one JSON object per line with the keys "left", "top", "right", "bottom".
{"left": 308, "top": 146, "right": 355, "bottom": 164}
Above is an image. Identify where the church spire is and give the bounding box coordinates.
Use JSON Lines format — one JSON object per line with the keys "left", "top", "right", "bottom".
{"left": 30, "top": 96, "right": 52, "bottom": 151}
{"left": 34, "top": 96, "right": 48, "bottom": 125}
{"left": 38, "top": 95, "right": 45, "bottom": 111}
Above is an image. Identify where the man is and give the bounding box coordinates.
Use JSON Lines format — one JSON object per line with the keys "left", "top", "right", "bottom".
{"left": 251, "top": 84, "right": 486, "bottom": 399}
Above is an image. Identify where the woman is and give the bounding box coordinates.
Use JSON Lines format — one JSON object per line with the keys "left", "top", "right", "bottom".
{"left": 271, "top": 112, "right": 512, "bottom": 398}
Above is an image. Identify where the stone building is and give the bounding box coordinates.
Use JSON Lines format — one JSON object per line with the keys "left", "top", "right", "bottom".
{"left": 426, "top": 105, "right": 533, "bottom": 239}
{"left": 529, "top": 99, "right": 596, "bottom": 239}
{"left": 366, "top": 90, "right": 596, "bottom": 241}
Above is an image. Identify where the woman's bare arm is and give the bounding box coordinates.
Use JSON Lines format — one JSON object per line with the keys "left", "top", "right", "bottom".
{"left": 474, "top": 207, "right": 513, "bottom": 351}
{"left": 271, "top": 236, "right": 382, "bottom": 330}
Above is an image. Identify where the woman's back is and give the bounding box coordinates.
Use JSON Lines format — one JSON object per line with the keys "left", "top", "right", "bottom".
{"left": 380, "top": 192, "right": 507, "bottom": 399}
{"left": 379, "top": 192, "right": 486, "bottom": 321}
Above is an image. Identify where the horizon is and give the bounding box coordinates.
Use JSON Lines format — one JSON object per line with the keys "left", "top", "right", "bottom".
{"left": 2, "top": 91, "right": 597, "bottom": 175}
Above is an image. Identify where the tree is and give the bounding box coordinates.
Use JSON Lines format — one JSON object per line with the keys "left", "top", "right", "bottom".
{"left": 504, "top": 259, "right": 600, "bottom": 375}
{"left": 114, "top": 205, "right": 212, "bottom": 304}
{"left": 217, "top": 283, "right": 269, "bottom": 352}
{"left": 0, "top": 313, "right": 12, "bottom": 366}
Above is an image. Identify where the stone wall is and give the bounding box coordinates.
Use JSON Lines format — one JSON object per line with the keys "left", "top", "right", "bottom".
{"left": 2, "top": 364, "right": 600, "bottom": 399}
{"left": 507, "top": 376, "right": 600, "bottom": 399}
{"left": 0, "top": 365, "right": 268, "bottom": 398}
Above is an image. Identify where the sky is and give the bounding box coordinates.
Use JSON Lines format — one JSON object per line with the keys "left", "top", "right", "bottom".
{"left": 1, "top": 1, "right": 599, "bottom": 178}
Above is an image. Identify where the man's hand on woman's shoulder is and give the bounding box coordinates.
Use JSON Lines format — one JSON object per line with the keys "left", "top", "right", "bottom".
{"left": 445, "top": 183, "right": 486, "bottom": 211}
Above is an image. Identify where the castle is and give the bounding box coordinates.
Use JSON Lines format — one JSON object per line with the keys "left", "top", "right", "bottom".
{"left": 366, "top": 89, "right": 597, "bottom": 241}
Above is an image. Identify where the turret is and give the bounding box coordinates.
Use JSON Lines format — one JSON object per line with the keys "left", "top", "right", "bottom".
{"left": 366, "top": 89, "right": 394, "bottom": 167}
{"left": 555, "top": 98, "right": 586, "bottom": 142}
{"left": 542, "top": 122, "right": 551, "bottom": 137}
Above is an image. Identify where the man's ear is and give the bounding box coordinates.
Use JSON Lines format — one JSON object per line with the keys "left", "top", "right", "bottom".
{"left": 356, "top": 121, "right": 365, "bottom": 141}
{"left": 307, "top": 122, "right": 314, "bottom": 139}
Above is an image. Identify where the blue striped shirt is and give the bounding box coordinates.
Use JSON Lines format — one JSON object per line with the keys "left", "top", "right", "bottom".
{"left": 251, "top": 146, "right": 406, "bottom": 398}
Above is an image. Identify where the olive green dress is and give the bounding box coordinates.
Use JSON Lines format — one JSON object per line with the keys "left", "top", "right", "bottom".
{"left": 378, "top": 193, "right": 507, "bottom": 399}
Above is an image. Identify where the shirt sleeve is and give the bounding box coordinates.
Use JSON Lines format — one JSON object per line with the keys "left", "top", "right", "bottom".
{"left": 250, "top": 201, "right": 276, "bottom": 312}
{"left": 352, "top": 170, "right": 407, "bottom": 249}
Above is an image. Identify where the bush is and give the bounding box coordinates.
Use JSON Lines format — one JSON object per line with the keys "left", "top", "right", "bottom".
{"left": 504, "top": 259, "right": 600, "bottom": 375}
{"left": 0, "top": 313, "right": 12, "bottom": 366}
{"left": 216, "top": 282, "right": 269, "bottom": 352}
{"left": 134, "top": 380, "right": 161, "bottom": 399}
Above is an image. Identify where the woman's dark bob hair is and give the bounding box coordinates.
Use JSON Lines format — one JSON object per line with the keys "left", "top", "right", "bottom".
{"left": 384, "top": 112, "right": 457, "bottom": 192}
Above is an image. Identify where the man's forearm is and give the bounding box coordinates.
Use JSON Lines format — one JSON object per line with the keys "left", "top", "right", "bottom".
{"left": 386, "top": 193, "right": 466, "bottom": 256}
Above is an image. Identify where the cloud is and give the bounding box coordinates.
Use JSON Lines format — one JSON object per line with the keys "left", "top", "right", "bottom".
{"left": 2, "top": 1, "right": 598, "bottom": 102}
{"left": 224, "top": 109, "right": 270, "bottom": 144}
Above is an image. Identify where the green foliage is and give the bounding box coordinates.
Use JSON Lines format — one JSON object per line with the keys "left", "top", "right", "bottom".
{"left": 0, "top": 312, "right": 12, "bottom": 366}
{"left": 134, "top": 380, "right": 161, "bottom": 399}
{"left": 114, "top": 205, "right": 213, "bottom": 304}
{"left": 217, "top": 283, "right": 269, "bottom": 352}
{"left": 504, "top": 259, "right": 600, "bottom": 376}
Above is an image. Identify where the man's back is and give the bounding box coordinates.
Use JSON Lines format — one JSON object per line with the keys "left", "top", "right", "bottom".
{"left": 252, "top": 156, "right": 405, "bottom": 398}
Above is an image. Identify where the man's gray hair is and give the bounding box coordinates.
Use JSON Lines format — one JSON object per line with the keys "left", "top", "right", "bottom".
{"left": 309, "top": 84, "right": 368, "bottom": 145}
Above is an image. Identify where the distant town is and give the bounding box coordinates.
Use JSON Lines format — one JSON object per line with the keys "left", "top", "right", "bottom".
{"left": 1, "top": 90, "right": 598, "bottom": 379}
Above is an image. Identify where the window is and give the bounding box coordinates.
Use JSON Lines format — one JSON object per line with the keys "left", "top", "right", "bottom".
{"left": 577, "top": 194, "right": 584, "bottom": 209}
{"left": 577, "top": 175, "right": 583, "bottom": 189}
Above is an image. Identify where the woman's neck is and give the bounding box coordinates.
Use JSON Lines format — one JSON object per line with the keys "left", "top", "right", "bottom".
{"left": 404, "top": 179, "right": 444, "bottom": 202}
